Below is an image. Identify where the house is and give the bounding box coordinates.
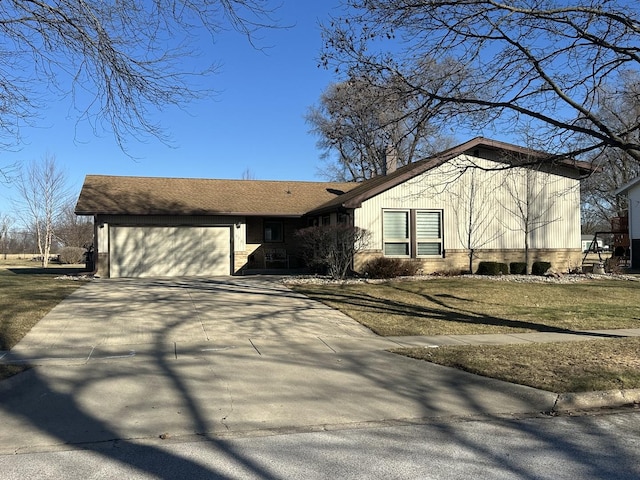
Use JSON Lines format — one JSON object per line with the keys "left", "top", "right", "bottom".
{"left": 614, "top": 177, "right": 640, "bottom": 269}
{"left": 581, "top": 235, "right": 604, "bottom": 253}
{"left": 75, "top": 138, "right": 592, "bottom": 278}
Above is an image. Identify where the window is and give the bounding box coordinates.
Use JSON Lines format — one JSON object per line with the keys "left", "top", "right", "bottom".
{"left": 383, "top": 210, "right": 410, "bottom": 256}
{"left": 383, "top": 209, "right": 443, "bottom": 257}
{"left": 416, "top": 211, "right": 442, "bottom": 256}
{"left": 264, "top": 221, "right": 283, "bottom": 242}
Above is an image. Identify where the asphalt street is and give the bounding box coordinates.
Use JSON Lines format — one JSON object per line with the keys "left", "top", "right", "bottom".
{"left": 2, "top": 277, "right": 640, "bottom": 478}
{"left": 0, "top": 409, "right": 638, "bottom": 479}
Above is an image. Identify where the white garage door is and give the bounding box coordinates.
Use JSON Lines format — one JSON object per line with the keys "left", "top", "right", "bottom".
{"left": 110, "top": 226, "right": 231, "bottom": 278}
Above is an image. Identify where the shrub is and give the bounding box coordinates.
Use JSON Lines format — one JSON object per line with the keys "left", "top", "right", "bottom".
{"left": 59, "top": 246, "right": 85, "bottom": 264}
{"left": 295, "top": 224, "right": 370, "bottom": 280}
{"left": 532, "top": 261, "right": 552, "bottom": 276}
{"left": 476, "top": 261, "right": 508, "bottom": 275}
{"left": 362, "top": 257, "right": 420, "bottom": 279}
{"left": 509, "top": 262, "right": 527, "bottom": 275}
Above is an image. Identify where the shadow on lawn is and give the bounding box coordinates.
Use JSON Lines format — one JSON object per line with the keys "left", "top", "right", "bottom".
{"left": 297, "top": 284, "right": 628, "bottom": 338}
{"left": 0, "top": 277, "right": 638, "bottom": 478}
{"left": 8, "top": 267, "right": 88, "bottom": 276}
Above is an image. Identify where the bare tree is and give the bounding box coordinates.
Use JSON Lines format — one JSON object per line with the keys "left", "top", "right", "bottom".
{"left": 448, "top": 168, "right": 503, "bottom": 273}
{"left": 295, "top": 224, "right": 370, "bottom": 279}
{"left": 241, "top": 168, "right": 256, "bottom": 180}
{"left": 500, "top": 167, "right": 563, "bottom": 274}
{"left": 14, "top": 155, "right": 71, "bottom": 268}
{"left": 307, "top": 75, "right": 454, "bottom": 181}
{"left": 55, "top": 201, "right": 93, "bottom": 249}
{"left": 581, "top": 72, "right": 640, "bottom": 228}
{"left": 0, "top": 1, "right": 276, "bottom": 163}
{"left": 582, "top": 147, "right": 640, "bottom": 230}
{"left": 0, "top": 214, "right": 14, "bottom": 260}
{"left": 321, "top": 1, "right": 640, "bottom": 163}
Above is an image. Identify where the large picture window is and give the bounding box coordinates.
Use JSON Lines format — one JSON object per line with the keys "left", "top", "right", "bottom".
{"left": 383, "top": 209, "right": 443, "bottom": 257}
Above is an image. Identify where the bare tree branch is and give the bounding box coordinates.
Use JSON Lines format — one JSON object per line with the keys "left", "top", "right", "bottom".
{"left": 322, "top": 0, "right": 640, "bottom": 163}
{"left": 0, "top": 0, "right": 278, "bottom": 160}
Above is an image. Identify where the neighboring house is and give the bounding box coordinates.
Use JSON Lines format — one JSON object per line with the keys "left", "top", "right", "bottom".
{"left": 581, "top": 235, "right": 604, "bottom": 253}
{"left": 75, "top": 137, "right": 592, "bottom": 278}
{"left": 614, "top": 177, "right": 640, "bottom": 269}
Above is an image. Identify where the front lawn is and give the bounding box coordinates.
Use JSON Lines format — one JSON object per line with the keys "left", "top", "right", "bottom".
{"left": 0, "top": 264, "right": 87, "bottom": 380}
{"left": 394, "top": 338, "right": 640, "bottom": 393}
{"left": 291, "top": 278, "right": 640, "bottom": 336}
{"left": 292, "top": 277, "right": 640, "bottom": 393}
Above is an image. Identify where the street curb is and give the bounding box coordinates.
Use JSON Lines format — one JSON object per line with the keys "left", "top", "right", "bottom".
{"left": 552, "top": 388, "right": 640, "bottom": 411}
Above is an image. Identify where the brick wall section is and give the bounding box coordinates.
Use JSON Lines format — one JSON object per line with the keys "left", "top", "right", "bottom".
{"left": 354, "top": 249, "right": 583, "bottom": 275}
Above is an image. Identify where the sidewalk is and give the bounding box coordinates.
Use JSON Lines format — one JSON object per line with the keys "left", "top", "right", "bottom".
{"left": 1, "top": 275, "right": 639, "bottom": 454}
{"left": 1, "top": 329, "right": 639, "bottom": 454}
{"left": 3, "top": 327, "right": 640, "bottom": 364}
{"left": 387, "top": 327, "right": 640, "bottom": 348}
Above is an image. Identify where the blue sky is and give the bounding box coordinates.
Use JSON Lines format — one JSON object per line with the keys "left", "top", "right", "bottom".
{"left": 0, "top": 1, "right": 354, "bottom": 215}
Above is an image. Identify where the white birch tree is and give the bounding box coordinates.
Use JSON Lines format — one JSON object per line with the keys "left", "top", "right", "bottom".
{"left": 15, "top": 156, "right": 71, "bottom": 268}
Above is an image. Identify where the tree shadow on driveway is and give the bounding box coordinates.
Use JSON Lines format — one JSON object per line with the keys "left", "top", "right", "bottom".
{"left": 0, "top": 277, "right": 638, "bottom": 478}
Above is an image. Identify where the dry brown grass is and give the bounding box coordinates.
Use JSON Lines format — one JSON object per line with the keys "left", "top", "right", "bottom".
{"left": 393, "top": 337, "right": 640, "bottom": 393}
{"left": 292, "top": 277, "right": 640, "bottom": 393}
{"left": 292, "top": 278, "right": 640, "bottom": 335}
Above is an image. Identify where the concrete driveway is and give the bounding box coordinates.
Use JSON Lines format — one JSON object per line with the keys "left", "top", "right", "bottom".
{"left": 0, "top": 276, "right": 557, "bottom": 455}
{"left": 9, "top": 276, "right": 378, "bottom": 354}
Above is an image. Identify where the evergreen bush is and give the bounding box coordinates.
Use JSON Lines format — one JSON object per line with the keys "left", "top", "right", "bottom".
{"left": 476, "top": 261, "right": 508, "bottom": 275}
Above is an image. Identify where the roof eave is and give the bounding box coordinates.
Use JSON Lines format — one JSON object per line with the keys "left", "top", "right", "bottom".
{"left": 83, "top": 210, "right": 307, "bottom": 217}
{"left": 614, "top": 176, "right": 640, "bottom": 196}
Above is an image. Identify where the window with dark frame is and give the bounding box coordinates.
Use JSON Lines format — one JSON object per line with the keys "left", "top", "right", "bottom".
{"left": 383, "top": 210, "right": 410, "bottom": 256}
{"left": 383, "top": 209, "right": 443, "bottom": 258}
{"left": 415, "top": 210, "right": 443, "bottom": 256}
{"left": 264, "top": 221, "right": 284, "bottom": 243}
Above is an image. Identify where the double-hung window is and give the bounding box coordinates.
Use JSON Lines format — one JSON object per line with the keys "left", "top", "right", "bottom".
{"left": 383, "top": 209, "right": 443, "bottom": 258}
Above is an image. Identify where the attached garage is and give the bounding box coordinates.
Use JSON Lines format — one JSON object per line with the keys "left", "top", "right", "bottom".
{"left": 110, "top": 226, "right": 231, "bottom": 278}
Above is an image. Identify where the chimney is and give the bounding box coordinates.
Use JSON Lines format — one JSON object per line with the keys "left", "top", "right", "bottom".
{"left": 385, "top": 144, "right": 398, "bottom": 175}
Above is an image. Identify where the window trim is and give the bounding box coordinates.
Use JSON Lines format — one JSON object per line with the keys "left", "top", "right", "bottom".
{"left": 263, "top": 220, "right": 284, "bottom": 243}
{"left": 382, "top": 209, "right": 443, "bottom": 259}
{"left": 383, "top": 210, "right": 411, "bottom": 257}
{"left": 414, "top": 210, "right": 443, "bottom": 258}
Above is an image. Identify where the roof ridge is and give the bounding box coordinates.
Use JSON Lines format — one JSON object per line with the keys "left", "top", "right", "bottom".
{"left": 84, "top": 173, "right": 356, "bottom": 186}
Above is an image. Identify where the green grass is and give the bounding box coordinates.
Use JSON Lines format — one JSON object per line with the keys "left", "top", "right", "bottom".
{"left": 0, "top": 263, "right": 87, "bottom": 380}
{"left": 292, "top": 278, "right": 640, "bottom": 336}
{"left": 292, "top": 277, "right": 640, "bottom": 393}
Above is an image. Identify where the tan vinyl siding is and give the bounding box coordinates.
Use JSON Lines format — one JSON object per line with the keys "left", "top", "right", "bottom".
{"left": 354, "top": 155, "right": 581, "bottom": 253}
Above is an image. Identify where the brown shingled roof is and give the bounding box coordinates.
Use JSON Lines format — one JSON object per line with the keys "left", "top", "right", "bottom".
{"left": 75, "top": 175, "right": 358, "bottom": 216}
{"left": 307, "top": 137, "right": 595, "bottom": 214}
{"left": 76, "top": 138, "right": 594, "bottom": 217}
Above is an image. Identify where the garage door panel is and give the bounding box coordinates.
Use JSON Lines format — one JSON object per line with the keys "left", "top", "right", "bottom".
{"left": 111, "top": 226, "right": 231, "bottom": 278}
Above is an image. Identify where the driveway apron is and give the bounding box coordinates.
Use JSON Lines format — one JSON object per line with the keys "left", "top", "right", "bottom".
{"left": 0, "top": 277, "right": 557, "bottom": 453}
